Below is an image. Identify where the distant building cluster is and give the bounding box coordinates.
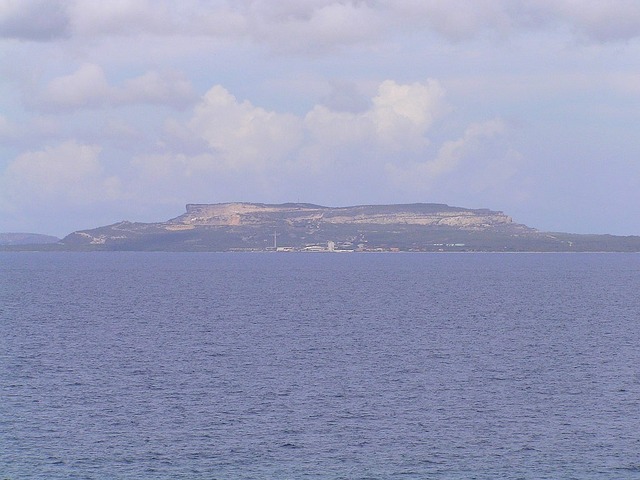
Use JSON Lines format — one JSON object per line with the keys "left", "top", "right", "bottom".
{"left": 268, "top": 240, "right": 466, "bottom": 253}
{"left": 275, "top": 240, "right": 355, "bottom": 253}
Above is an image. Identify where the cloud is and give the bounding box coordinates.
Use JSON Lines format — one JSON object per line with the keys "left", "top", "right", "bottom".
{"left": 304, "top": 79, "right": 447, "bottom": 153}
{"left": 386, "top": 119, "right": 508, "bottom": 187}
{"left": 387, "top": 0, "right": 513, "bottom": 41}
{"left": 242, "top": 0, "right": 383, "bottom": 52}
{"left": 38, "top": 63, "right": 112, "bottom": 110}
{"left": 370, "top": 79, "right": 447, "bottom": 148}
{"left": 388, "top": 1, "right": 640, "bottom": 43}
{"left": 1, "top": 140, "right": 121, "bottom": 209}
{"left": 36, "top": 64, "right": 197, "bottom": 111}
{"left": 135, "top": 78, "right": 505, "bottom": 206}
{"left": 122, "top": 79, "right": 454, "bottom": 205}
{"left": 7, "top": 1, "right": 640, "bottom": 49}
{"left": 187, "top": 85, "right": 304, "bottom": 170}
{"left": 517, "top": 0, "right": 640, "bottom": 42}
{"left": 0, "top": 78, "right": 518, "bottom": 232}
{"left": 170, "top": 79, "right": 447, "bottom": 175}
{"left": 0, "top": 0, "right": 70, "bottom": 40}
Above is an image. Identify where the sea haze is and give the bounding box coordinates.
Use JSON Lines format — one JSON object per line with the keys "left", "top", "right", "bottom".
{"left": 2, "top": 252, "right": 640, "bottom": 479}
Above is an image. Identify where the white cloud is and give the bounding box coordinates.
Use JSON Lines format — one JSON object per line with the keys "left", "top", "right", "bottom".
{"left": 0, "top": 78, "right": 520, "bottom": 232}
{"left": 39, "top": 63, "right": 112, "bottom": 110}
{"left": 129, "top": 79, "right": 506, "bottom": 207}
{"left": 188, "top": 85, "right": 303, "bottom": 170}
{"left": 304, "top": 79, "right": 446, "bottom": 151}
{"left": 1, "top": 140, "right": 121, "bottom": 208}
{"left": 165, "top": 79, "right": 447, "bottom": 177}
{"left": 371, "top": 79, "right": 447, "bottom": 148}
{"left": 36, "top": 64, "right": 196, "bottom": 111}
{"left": 116, "top": 79, "right": 455, "bottom": 205}
{"left": 386, "top": 119, "right": 508, "bottom": 187}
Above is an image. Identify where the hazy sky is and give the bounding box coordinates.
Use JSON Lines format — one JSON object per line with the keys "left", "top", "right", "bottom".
{"left": 1, "top": 1, "right": 639, "bottom": 237}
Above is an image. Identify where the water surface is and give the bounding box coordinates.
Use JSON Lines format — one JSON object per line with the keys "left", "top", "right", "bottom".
{"left": 2, "top": 252, "right": 640, "bottom": 479}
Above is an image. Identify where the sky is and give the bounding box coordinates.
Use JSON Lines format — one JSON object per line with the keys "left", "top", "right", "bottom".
{"left": 1, "top": 0, "right": 639, "bottom": 237}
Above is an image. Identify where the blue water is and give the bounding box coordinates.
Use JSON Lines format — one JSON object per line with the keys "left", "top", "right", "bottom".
{"left": 2, "top": 252, "right": 640, "bottom": 479}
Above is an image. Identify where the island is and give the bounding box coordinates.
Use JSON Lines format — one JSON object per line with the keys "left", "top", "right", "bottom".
{"left": 46, "top": 202, "right": 640, "bottom": 252}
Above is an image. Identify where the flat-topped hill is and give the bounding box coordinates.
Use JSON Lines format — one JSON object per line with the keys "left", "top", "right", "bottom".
{"left": 168, "top": 202, "right": 514, "bottom": 229}
{"left": 54, "top": 202, "right": 640, "bottom": 252}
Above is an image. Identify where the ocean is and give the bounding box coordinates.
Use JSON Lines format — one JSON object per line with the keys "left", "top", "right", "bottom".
{"left": 1, "top": 252, "right": 640, "bottom": 479}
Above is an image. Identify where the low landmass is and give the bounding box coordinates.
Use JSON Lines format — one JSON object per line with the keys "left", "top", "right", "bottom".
{"left": 0, "top": 232, "right": 60, "bottom": 246}
{"left": 27, "top": 202, "right": 640, "bottom": 252}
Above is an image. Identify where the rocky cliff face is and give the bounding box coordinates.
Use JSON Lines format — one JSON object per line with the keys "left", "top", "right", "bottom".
{"left": 57, "top": 202, "right": 640, "bottom": 252}
{"left": 170, "top": 202, "right": 515, "bottom": 231}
